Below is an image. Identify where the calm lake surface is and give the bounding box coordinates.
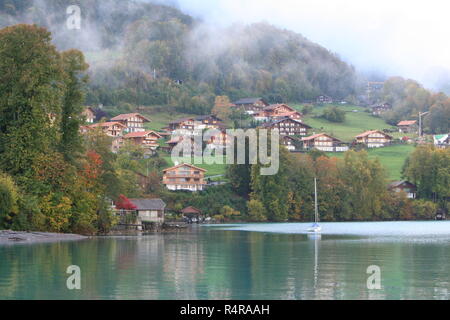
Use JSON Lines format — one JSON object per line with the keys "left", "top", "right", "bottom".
{"left": 1, "top": 221, "right": 450, "bottom": 300}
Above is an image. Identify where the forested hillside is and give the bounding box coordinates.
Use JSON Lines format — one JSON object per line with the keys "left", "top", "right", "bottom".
{"left": 0, "top": 0, "right": 360, "bottom": 112}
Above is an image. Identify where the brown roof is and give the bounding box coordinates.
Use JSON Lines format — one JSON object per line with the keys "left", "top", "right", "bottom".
{"left": 163, "top": 163, "right": 207, "bottom": 173}
{"left": 181, "top": 206, "right": 202, "bottom": 214}
{"left": 88, "top": 122, "right": 127, "bottom": 129}
{"left": 397, "top": 120, "right": 417, "bottom": 126}
{"left": 123, "top": 130, "right": 162, "bottom": 139}
{"left": 110, "top": 113, "right": 151, "bottom": 122}
{"left": 355, "top": 130, "right": 392, "bottom": 139}
{"left": 302, "top": 133, "right": 341, "bottom": 142}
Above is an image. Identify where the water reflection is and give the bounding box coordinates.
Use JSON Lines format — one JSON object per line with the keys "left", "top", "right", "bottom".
{"left": 0, "top": 224, "right": 449, "bottom": 300}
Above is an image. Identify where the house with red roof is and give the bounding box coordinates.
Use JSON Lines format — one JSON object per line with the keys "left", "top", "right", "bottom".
{"left": 254, "top": 104, "right": 303, "bottom": 122}
{"left": 355, "top": 130, "right": 393, "bottom": 148}
{"left": 123, "top": 130, "right": 162, "bottom": 153}
{"left": 110, "top": 113, "right": 151, "bottom": 133}
{"left": 397, "top": 120, "right": 418, "bottom": 133}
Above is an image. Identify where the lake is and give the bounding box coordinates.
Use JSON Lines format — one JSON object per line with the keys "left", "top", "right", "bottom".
{"left": 1, "top": 221, "right": 450, "bottom": 300}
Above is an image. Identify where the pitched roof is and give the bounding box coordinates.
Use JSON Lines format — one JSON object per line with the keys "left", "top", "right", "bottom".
{"left": 129, "top": 198, "right": 166, "bottom": 210}
{"left": 110, "top": 113, "right": 151, "bottom": 122}
{"left": 233, "top": 97, "right": 266, "bottom": 105}
{"left": 123, "top": 130, "right": 162, "bottom": 139}
{"left": 261, "top": 117, "right": 312, "bottom": 128}
{"left": 302, "top": 133, "right": 341, "bottom": 142}
{"left": 355, "top": 130, "right": 392, "bottom": 139}
{"left": 263, "top": 104, "right": 295, "bottom": 111}
{"left": 168, "top": 117, "right": 195, "bottom": 125}
{"left": 397, "top": 120, "right": 417, "bottom": 126}
{"left": 163, "top": 163, "right": 207, "bottom": 173}
{"left": 181, "top": 206, "right": 202, "bottom": 214}
{"left": 388, "top": 180, "right": 417, "bottom": 189}
{"left": 88, "top": 121, "right": 127, "bottom": 129}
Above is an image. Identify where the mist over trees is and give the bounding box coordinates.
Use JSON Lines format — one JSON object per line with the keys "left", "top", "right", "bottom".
{"left": 0, "top": 0, "right": 360, "bottom": 110}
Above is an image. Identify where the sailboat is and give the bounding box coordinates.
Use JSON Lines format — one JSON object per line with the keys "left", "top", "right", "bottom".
{"left": 307, "top": 178, "right": 322, "bottom": 233}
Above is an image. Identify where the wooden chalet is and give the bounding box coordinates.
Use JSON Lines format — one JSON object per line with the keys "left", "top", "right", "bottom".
{"left": 110, "top": 113, "right": 151, "bottom": 133}
{"left": 316, "top": 95, "right": 333, "bottom": 104}
{"left": 232, "top": 98, "right": 269, "bottom": 114}
{"left": 355, "top": 130, "right": 393, "bottom": 148}
{"left": 167, "top": 117, "right": 196, "bottom": 134}
{"left": 123, "top": 130, "right": 162, "bottom": 153}
{"left": 302, "top": 133, "right": 348, "bottom": 152}
{"left": 371, "top": 103, "right": 392, "bottom": 115}
{"left": 82, "top": 107, "right": 95, "bottom": 123}
{"left": 261, "top": 117, "right": 311, "bottom": 136}
{"left": 397, "top": 120, "right": 418, "bottom": 133}
{"left": 388, "top": 181, "right": 417, "bottom": 199}
{"left": 82, "top": 121, "right": 127, "bottom": 137}
{"left": 254, "top": 104, "right": 303, "bottom": 122}
{"left": 163, "top": 163, "right": 207, "bottom": 192}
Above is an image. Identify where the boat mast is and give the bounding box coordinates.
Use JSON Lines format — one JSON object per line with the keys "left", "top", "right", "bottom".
{"left": 314, "top": 178, "right": 319, "bottom": 223}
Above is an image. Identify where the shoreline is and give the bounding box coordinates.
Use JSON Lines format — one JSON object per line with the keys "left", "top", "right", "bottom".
{"left": 0, "top": 230, "right": 87, "bottom": 245}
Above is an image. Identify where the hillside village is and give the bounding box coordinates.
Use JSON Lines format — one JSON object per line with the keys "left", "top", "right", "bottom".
{"left": 79, "top": 89, "right": 450, "bottom": 230}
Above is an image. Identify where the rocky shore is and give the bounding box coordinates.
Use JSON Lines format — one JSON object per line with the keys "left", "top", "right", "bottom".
{"left": 0, "top": 230, "right": 87, "bottom": 244}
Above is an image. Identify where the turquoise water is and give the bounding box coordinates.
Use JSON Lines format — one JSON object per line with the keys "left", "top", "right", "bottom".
{"left": 1, "top": 221, "right": 450, "bottom": 300}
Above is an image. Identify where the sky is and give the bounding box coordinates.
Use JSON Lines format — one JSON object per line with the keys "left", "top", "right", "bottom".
{"left": 166, "top": 0, "right": 450, "bottom": 89}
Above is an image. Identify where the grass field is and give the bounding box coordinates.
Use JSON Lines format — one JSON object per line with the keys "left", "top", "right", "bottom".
{"left": 293, "top": 104, "right": 398, "bottom": 142}
{"left": 327, "top": 144, "right": 415, "bottom": 181}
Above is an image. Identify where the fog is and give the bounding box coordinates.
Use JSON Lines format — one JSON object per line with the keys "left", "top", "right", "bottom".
{"left": 169, "top": 0, "right": 450, "bottom": 90}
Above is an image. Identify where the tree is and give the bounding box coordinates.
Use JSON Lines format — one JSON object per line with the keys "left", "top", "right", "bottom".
{"left": 115, "top": 194, "right": 137, "bottom": 210}
{"left": 212, "top": 96, "right": 232, "bottom": 121}
{"left": 59, "top": 49, "right": 89, "bottom": 163}
{"left": 0, "top": 25, "right": 64, "bottom": 180}
{"left": 247, "top": 199, "right": 267, "bottom": 221}
{"left": 0, "top": 172, "right": 19, "bottom": 227}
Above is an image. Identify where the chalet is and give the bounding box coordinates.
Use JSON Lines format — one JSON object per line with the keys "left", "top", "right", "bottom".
{"left": 167, "top": 117, "right": 196, "bottom": 135}
{"left": 83, "top": 121, "right": 127, "bottom": 137}
{"left": 254, "top": 104, "right": 303, "bottom": 122}
{"left": 163, "top": 163, "right": 207, "bottom": 192}
{"left": 194, "top": 115, "right": 223, "bottom": 129}
{"left": 123, "top": 130, "right": 162, "bottom": 153}
{"left": 316, "top": 95, "right": 333, "bottom": 104}
{"left": 397, "top": 120, "right": 418, "bottom": 133}
{"left": 434, "top": 134, "right": 450, "bottom": 149}
{"left": 110, "top": 113, "right": 151, "bottom": 133}
{"left": 233, "top": 98, "right": 269, "bottom": 115}
{"left": 355, "top": 130, "right": 393, "bottom": 148}
{"left": 371, "top": 103, "right": 392, "bottom": 115}
{"left": 82, "top": 107, "right": 95, "bottom": 123}
{"left": 281, "top": 135, "right": 299, "bottom": 151}
{"left": 388, "top": 181, "right": 417, "bottom": 199}
{"left": 129, "top": 198, "right": 166, "bottom": 224}
{"left": 302, "top": 133, "right": 349, "bottom": 152}
{"left": 260, "top": 117, "right": 312, "bottom": 136}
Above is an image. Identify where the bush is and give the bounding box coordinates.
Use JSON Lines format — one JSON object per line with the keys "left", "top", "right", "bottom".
{"left": 321, "top": 106, "right": 346, "bottom": 122}
{"left": 411, "top": 200, "right": 437, "bottom": 220}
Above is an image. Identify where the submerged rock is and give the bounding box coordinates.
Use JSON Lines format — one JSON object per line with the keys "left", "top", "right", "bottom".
{"left": 0, "top": 230, "right": 87, "bottom": 245}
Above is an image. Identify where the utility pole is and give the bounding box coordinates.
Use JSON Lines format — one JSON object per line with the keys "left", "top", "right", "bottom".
{"left": 418, "top": 111, "right": 430, "bottom": 137}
